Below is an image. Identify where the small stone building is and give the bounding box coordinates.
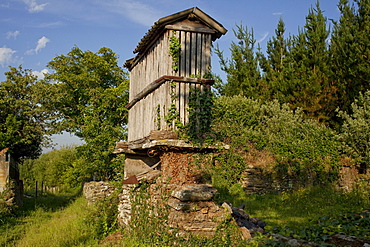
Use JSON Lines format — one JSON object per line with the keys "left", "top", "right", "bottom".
{"left": 115, "top": 7, "right": 232, "bottom": 236}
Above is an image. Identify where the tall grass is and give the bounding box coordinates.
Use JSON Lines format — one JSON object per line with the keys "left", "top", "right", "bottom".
{"left": 0, "top": 192, "right": 99, "bottom": 247}
{"left": 15, "top": 197, "right": 97, "bottom": 247}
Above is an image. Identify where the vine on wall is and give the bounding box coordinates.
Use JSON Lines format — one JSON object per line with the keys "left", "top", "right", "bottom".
{"left": 169, "top": 31, "right": 181, "bottom": 72}
{"left": 187, "top": 86, "right": 214, "bottom": 144}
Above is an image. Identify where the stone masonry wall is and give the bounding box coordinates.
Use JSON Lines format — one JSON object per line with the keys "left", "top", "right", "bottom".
{"left": 83, "top": 181, "right": 117, "bottom": 205}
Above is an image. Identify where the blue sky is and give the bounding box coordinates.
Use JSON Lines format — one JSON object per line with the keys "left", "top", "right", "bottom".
{"left": 0, "top": 0, "right": 341, "bottom": 150}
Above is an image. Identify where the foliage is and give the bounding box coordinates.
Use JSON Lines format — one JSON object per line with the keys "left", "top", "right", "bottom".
{"left": 215, "top": 24, "right": 261, "bottom": 98}
{"left": 271, "top": 210, "right": 370, "bottom": 244}
{"left": 44, "top": 46, "right": 129, "bottom": 180}
{"left": 85, "top": 189, "right": 120, "bottom": 238}
{"left": 20, "top": 146, "right": 80, "bottom": 191}
{"left": 164, "top": 81, "right": 183, "bottom": 130}
{"left": 338, "top": 90, "right": 370, "bottom": 173}
{"left": 186, "top": 86, "right": 215, "bottom": 144}
{"left": 331, "top": 0, "right": 370, "bottom": 115}
{"left": 257, "top": 18, "right": 292, "bottom": 103}
{"left": 0, "top": 66, "right": 52, "bottom": 162}
{"left": 215, "top": 0, "right": 370, "bottom": 125}
{"left": 169, "top": 31, "right": 181, "bottom": 72}
{"left": 213, "top": 96, "right": 341, "bottom": 185}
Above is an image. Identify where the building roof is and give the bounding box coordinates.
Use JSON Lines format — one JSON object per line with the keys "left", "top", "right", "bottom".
{"left": 132, "top": 7, "right": 227, "bottom": 55}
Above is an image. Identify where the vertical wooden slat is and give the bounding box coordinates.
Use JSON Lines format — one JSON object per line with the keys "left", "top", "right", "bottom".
{"left": 185, "top": 32, "right": 191, "bottom": 77}
{"left": 197, "top": 33, "right": 203, "bottom": 76}
{"left": 205, "top": 34, "right": 211, "bottom": 74}
{"left": 191, "top": 32, "right": 197, "bottom": 76}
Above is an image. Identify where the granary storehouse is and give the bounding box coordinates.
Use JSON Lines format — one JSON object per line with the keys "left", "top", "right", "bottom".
{"left": 125, "top": 7, "right": 227, "bottom": 143}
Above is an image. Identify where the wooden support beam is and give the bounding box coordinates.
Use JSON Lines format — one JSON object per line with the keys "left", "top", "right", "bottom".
{"left": 126, "top": 76, "right": 214, "bottom": 109}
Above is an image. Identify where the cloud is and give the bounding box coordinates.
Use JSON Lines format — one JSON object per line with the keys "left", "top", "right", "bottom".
{"left": 26, "top": 36, "right": 50, "bottom": 55}
{"left": 257, "top": 32, "right": 269, "bottom": 43}
{"left": 6, "top": 30, "right": 20, "bottom": 39}
{"left": 32, "top": 68, "right": 49, "bottom": 79}
{"left": 99, "top": 0, "right": 161, "bottom": 26}
{"left": 273, "top": 12, "right": 283, "bottom": 16}
{"left": 23, "top": 0, "right": 49, "bottom": 13}
{"left": 0, "top": 46, "right": 17, "bottom": 67}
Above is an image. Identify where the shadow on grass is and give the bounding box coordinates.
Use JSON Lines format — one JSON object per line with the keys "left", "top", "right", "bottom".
{"left": 214, "top": 184, "right": 370, "bottom": 230}
{"left": 0, "top": 188, "right": 81, "bottom": 230}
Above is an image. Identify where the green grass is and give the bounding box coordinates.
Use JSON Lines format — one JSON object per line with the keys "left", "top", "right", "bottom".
{"left": 0, "top": 190, "right": 100, "bottom": 247}
{"left": 219, "top": 185, "right": 369, "bottom": 231}
{"left": 1, "top": 184, "right": 369, "bottom": 246}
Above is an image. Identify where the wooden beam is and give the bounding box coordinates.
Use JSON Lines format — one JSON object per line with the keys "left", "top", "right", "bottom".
{"left": 126, "top": 76, "right": 214, "bottom": 109}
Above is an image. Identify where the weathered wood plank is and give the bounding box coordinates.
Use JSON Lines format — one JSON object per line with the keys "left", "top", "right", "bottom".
{"left": 191, "top": 32, "right": 197, "bottom": 76}
{"left": 197, "top": 33, "right": 202, "bottom": 76}
{"left": 149, "top": 130, "right": 178, "bottom": 140}
{"left": 185, "top": 31, "right": 191, "bottom": 77}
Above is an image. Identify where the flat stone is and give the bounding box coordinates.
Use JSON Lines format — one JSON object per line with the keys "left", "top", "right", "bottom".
{"left": 167, "top": 198, "right": 191, "bottom": 211}
{"left": 171, "top": 184, "right": 217, "bottom": 202}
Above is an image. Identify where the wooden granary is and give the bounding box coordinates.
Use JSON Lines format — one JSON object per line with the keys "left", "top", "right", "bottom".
{"left": 116, "top": 7, "right": 227, "bottom": 179}
{"left": 125, "top": 7, "right": 227, "bottom": 143}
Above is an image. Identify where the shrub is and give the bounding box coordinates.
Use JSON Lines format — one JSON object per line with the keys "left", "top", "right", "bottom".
{"left": 213, "top": 96, "right": 341, "bottom": 186}
{"left": 338, "top": 90, "right": 370, "bottom": 173}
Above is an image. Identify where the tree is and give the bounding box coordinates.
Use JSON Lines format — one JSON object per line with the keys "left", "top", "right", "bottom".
{"left": 0, "top": 66, "right": 50, "bottom": 162}
{"left": 330, "top": 0, "right": 370, "bottom": 115}
{"left": 287, "top": 1, "right": 336, "bottom": 122}
{"left": 215, "top": 24, "right": 262, "bottom": 97}
{"left": 257, "top": 18, "right": 293, "bottom": 102}
{"left": 44, "top": 46, "right": 129, "bottom": 180}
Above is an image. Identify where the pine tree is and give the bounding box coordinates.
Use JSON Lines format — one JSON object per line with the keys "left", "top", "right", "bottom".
{"left": 215, "top": 24, "right": 261, "bottom": 98}
{"left": 258, "top": 18, "right": 293, "bottom": 102}
{"left": 331, "top": 0, "right": 370, "bottom": 114}
{"left": 288, "top": 1, "right": 336, "bottom": 122}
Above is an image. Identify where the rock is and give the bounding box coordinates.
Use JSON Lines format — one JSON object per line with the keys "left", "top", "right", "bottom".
{"left": 167, "top": 198, "right": 191, "bottom": 211}
{"left": 240, "top": 227, "right": 252, "bottom": 240}
{"left": 171, "top": 184, "right": 217, "bottom": 202}
{"left": 232, "top": 207, "right": 250, "bottom": 220}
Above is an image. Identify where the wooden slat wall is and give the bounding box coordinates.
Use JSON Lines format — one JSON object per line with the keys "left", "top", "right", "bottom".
{"left": 128, "top": 30, "right": 213, "bottom": 142}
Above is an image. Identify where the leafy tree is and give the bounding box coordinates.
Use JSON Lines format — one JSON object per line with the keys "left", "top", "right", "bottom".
{"left": 215, "top": 24, "right": 261, "bottom": 97}
{"left": 0, "top": 66, "right": 50, "bottom": 162}
{"left": 44, "top": 46, "right": 129, "bottom": 180}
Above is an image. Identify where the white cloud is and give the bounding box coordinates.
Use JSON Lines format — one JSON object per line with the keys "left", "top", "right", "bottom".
{"left": 6, "top": 30, "right": 20, "bottom": 39}
{"left": 32, "top": 68, "right": 49, "bottom": 79}
{"left": 273, "top": 12, "right": 283, "bottom": 16}
{"left": 23, "top": 0, "right": 49, "bottom": 13}
{"left": 26, "top": 36, "right": 50, "bottom": 55}
{"left": 0, "top": 46, "right": 17, "bottom": 67}
{"left": 99, "top": 0, "right": 161, "bottom": 26}
{"left": 257, "top": 32, "right": 269, "bottom": 43}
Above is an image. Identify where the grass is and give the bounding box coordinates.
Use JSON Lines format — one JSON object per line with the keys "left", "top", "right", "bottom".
{"left": 0, "top": 190, "right": 100, "bottom": 247}
{"left": 0, "top": 184, "right": 369, "bottom": 246}
{"left": 218, "top": 184, "right": 369, "bottom": 231}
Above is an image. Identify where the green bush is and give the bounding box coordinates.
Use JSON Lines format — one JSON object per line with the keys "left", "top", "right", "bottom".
{"left": 213, "top": 96, "right": 341, "bottom": 186}
{"left": 338, "top": 90, "right": 370, "bottom": 173}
